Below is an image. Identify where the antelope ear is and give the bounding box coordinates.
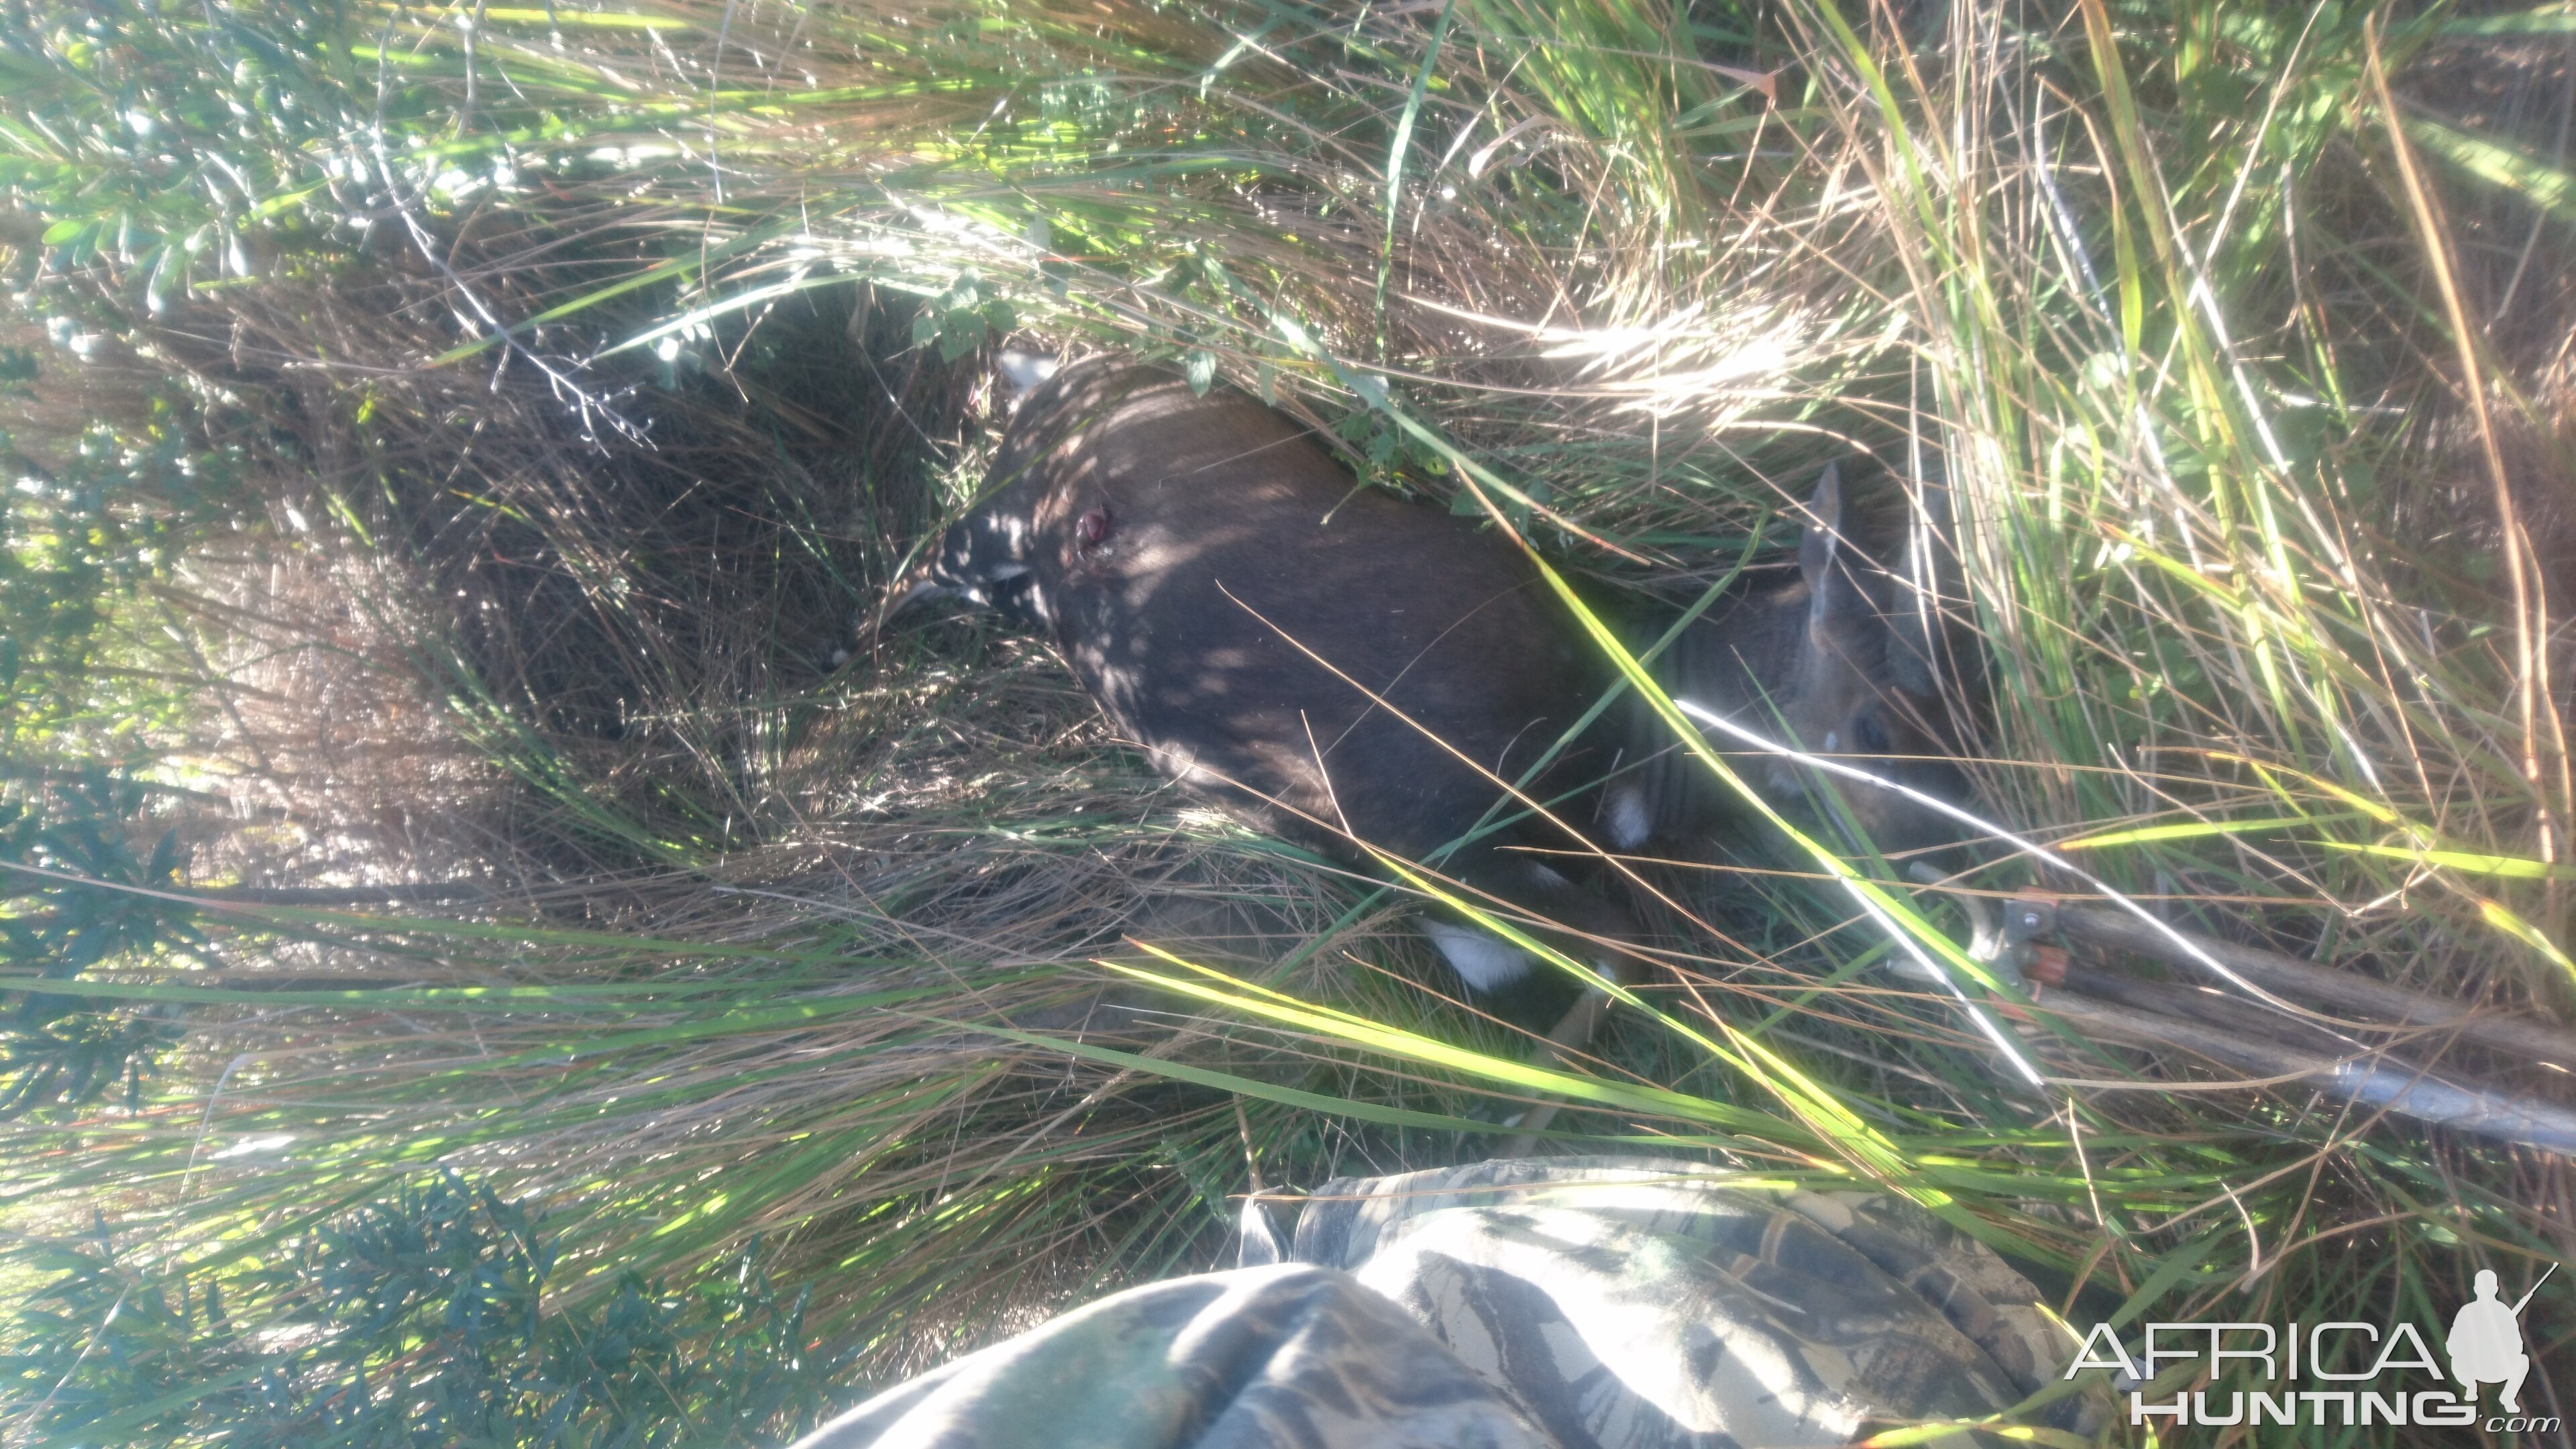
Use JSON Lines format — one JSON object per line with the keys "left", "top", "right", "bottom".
{"left": 1800, "top": 462, "right": 1862, "bottom": 632}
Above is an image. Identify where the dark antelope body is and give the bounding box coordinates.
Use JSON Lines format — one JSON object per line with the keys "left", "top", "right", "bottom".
{"left": 894, "top": 358, "right": 1635, "bottom": 990}
{"left": 892, "top": 356, "right": 1975, "bottom": 1002}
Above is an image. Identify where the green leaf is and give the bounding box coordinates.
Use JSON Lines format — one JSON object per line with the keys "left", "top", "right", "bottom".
{"left": 2317, "top": 839, "right": 2576, "bottom": 880}
{"left": 2406, "top": 115, "right": 2576, "bottom": 223}
{"left": 936, "top": 309, "right": 984, "bottom": 361}
{"left": 2440, "top": 8, "right": 2576, "bottom": 36}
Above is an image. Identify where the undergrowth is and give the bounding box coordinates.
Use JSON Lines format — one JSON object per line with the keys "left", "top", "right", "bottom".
{"left": 2, "top": 0, "right": 2573, "bottom": 1444}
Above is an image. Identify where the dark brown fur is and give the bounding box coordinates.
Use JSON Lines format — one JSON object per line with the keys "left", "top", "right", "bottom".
{"left": 909, "top": 358, "right": 1637, "bottom": 978}
{"left": 898, "top": 358, "right": 1980, "bottom": 1003}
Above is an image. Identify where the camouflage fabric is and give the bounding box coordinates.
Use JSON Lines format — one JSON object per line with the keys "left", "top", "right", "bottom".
{"left": 785, "top": 1159, "right": 2111, "bottom": 1449}
{"left": 784, "top": 1263, "right": 1551, "bottom": 1449}
{"left": 1293, "top": 1157, "right": 2112, "bottom": 1448}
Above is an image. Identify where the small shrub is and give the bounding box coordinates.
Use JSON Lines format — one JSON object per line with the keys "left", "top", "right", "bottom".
{"left": 1, "top": 1174, "right": 857, "bottom": 1448}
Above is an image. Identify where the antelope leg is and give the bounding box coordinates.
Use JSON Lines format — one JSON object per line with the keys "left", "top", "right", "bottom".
{"left": 1492, "top": 987, "right": 1611, "bottom": 1158}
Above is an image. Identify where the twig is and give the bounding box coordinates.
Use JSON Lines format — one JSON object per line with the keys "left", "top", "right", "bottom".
{"left": 2364, "top": 15, "right": 2565, "bottom": 869}
{"left": 366, "top": 10, "right": 637, "bottom": 443}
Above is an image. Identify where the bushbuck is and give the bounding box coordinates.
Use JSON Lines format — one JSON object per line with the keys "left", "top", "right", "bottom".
{"left": 889, "top": 357, "right": 1639, "bottom": 999}
{"left": 889, "top": 356, "right": 1976, "bottom": 1025}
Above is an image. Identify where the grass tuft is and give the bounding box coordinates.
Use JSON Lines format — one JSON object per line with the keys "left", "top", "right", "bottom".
{"left": 3, "top": 0, "right": 2574, "bottom": 1441}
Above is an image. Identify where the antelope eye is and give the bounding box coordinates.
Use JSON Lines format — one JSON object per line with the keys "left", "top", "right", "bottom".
{"left": 1852, "top": 712, "right": 1891, "bottom": 755}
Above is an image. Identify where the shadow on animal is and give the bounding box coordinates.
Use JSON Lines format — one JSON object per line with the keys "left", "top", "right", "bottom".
{"left": 883, "top": 356, "right": 1982, "bottom": 1106}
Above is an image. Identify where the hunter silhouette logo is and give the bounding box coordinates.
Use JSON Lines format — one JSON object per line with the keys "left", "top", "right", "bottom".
{"left": 2451, "top": 1263, "right": 2553, "bottom": 1414}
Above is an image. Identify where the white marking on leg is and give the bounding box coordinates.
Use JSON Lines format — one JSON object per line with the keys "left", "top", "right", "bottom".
{"left": 997, "top": 350, "right": 1060, "bottom": 393}
{"left": 1606, "top": 786, "right": 1653, "bottom": 851}
{"left": 1422, "top": 920, "right": 1536, "bottom": 991}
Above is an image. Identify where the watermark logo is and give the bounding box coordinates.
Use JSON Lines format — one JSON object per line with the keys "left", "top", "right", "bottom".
{"left": 2451, "top": 1266, "right": 2543, "bottom": 1415}
{"left": 2067, "top": 1263, "right": 2558, "bottom": 1433}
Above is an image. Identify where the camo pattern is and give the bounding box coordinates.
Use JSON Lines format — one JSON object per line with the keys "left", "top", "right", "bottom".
{"left": 785, "top": 1159, "right": 2111, "bottom": 1449}
{"left": 1293, "top": 1157, "right": 2112, "bottom": 1447}
{"left": 785, "top": 1263, "right": 1553, "bottom": 1449}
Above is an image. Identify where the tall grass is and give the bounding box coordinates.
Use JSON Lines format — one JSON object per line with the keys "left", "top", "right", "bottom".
{"left": 3, "top": 0, "right": 2574, "bottom": 1442}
